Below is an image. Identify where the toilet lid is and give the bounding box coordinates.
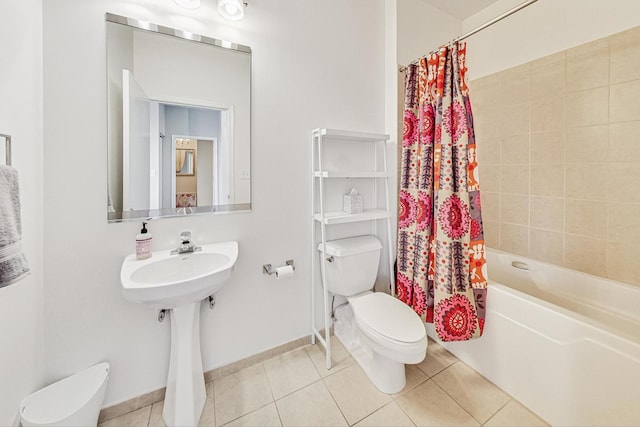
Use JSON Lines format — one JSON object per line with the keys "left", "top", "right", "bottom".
{"left": 349, "top": 293, "right": 426, "bottom": 343}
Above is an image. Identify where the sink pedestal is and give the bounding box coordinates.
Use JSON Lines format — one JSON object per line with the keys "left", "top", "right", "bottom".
{"left": 162, "top": 301, "right": 206, "bottom": 426}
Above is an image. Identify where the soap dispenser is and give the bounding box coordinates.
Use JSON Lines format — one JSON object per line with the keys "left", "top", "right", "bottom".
{"left": 136, "top": 222, "right": 152, "bottom": 260}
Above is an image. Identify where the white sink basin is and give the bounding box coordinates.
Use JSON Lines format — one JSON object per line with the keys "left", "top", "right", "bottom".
{"left": 120, "top": 241, "right": 238, "bottom": 309}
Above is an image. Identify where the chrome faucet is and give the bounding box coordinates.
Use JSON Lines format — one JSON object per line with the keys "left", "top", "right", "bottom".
{"left": 170, "top": 231, "right": 201, "bottom": 255}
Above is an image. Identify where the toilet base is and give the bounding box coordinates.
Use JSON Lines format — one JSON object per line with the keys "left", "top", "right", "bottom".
{"left": 347, "top": 342, "right": 406, "bottom": 394}
{"left": 334, "top": 305, "right": 406, "bottom": 394}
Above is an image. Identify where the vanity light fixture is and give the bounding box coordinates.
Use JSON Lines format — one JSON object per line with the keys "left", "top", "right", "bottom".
{"left": 217, "top": 0, "right": 246, "bottom": 21}
{"left": 174, "top": 0, "right": 201, "bottom": 10}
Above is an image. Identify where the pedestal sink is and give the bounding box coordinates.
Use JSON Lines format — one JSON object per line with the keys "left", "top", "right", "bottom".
{"left": 120, "top": 241, "right": 238, "bottom": 426}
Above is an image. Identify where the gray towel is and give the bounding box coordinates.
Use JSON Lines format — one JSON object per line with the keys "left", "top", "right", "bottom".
{"left": 0, "top": 165, "right": 30, "bottom": 287}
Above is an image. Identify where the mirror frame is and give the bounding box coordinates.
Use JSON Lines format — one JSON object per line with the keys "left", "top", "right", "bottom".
{"left": 176, "top": 148, "right": 195, "bottom": 176}
{"left": 106, "top": 13, "right": 252, "bottom": 222}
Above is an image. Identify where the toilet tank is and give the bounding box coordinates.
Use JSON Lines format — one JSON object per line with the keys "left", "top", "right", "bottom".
{"left": 318, "top": 236, "right": 382, "bottom": 296}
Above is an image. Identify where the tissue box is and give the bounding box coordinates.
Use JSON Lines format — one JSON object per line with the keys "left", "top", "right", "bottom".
{"left": 343, "top": 191, "right": 364, "bottom": 214}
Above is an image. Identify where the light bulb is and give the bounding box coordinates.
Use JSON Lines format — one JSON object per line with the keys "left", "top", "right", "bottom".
{"left": 217, "top": 0, "right": 245, "bottom": 21}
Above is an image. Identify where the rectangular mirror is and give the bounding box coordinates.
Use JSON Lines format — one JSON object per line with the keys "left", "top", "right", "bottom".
{"left": 106, "top": 13, "right": 251, "bottom": 221}
{"left": 0, "top": 134, "right": 9, "bottom": 166}
{"left": 176, "top": 148, "right": 195, "bottom": 176}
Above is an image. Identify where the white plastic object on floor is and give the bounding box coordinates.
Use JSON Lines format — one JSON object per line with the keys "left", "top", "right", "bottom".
{"left": 20, "top": 362, "right": 110, "bottom": 427}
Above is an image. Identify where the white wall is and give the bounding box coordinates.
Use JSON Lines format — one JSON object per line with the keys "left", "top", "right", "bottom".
{"left": 0, "top": 0, "right": 44, "bottom": 424}
{"left": 189, "top": 108, "right": 220, "bottom": 138}
{"left": 397, "top": 0, "right": 462, "bottom": 66}
{"left": 463, "top": 0, "right": 640, "bottom": 79}
{"left": 197, "top": 140, "right": 214, "bottom": 206}
{"left": 385, "top": 0, "right": 398, "bottom": 143}
{"left": 43, "top": 0, "right": 385, "bottom": 407}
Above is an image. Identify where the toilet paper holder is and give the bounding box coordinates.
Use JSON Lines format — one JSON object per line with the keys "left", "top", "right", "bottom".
{"left": 263, "top": 259, "right": 295, "bottom": 276}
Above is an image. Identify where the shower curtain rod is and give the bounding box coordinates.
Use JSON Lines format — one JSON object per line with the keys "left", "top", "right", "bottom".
{"left": 399, "top": 0, "right": 539, "bottom": 72}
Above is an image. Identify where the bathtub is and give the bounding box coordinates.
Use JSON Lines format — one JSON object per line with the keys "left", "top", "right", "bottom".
{"left": 427, "top": 248, "right": 640, "bottom": 426}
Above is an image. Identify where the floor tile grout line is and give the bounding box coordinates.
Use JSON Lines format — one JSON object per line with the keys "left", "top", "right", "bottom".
{"left": 414, "top": 342, "right": 459, "bottom": 380}
{"left": 305, "top": 339, "right": 355, "bottom": 379}
{"left": 304, "top": 346, "right": 324, "bottom": 378}
{"left": 346, "top": 398, "right": 393, "bottom": 427}
{"left": 480, "top": 397, "right": 513, "bottom": 427}
{"left": 253, "top": 363, "right": 277, "bottom": 425}
{"left": 283, "top": 376, "right": 326, "bottom": 401}
{"left": 211, "top": 378, "right": 220, "bottom": 427}
{"left": 221, "top": 401, "right": 281, "bottom": 427}
{"left": 271, "top": 399, "right": 284, "bottom": 427}
{"left": 500, "top": 396, "right": 550, "bottom": 426}
{"left": 212, "top": 363, "right": 273, "bottom": 427}
{"left": 133, "top": 344, "right": 443, "bottom": 427}
{"left": 262, "top": 344, "right": 353, "bottom": 424}
{"left": 264, "top": 347, "right": 328, "bottom": 402}
{"left": 391, "top": 399, "right": 418, "bottom": 427}
{"left": 320, "top": 369, "right": 356, "bottom": 427}
{"left": 350, "top": 401, "right": 408, "bottom": 427}
{"left": 413, "top": 363, "right": 432, "bottom": 380}
{"left": 311, "top": 341, "right": 459, "bottom": 426}
{"left": 111, "top": 339, "right": 543, "bottom": 427}
{"left": 433, "top": 359, "right": 517, "bottom": 425}
{"left": 390, "top": 368, "right": 429, "bottom": 402}
{"left": 145, "top": 404, "right": 152, "bottom": 427}
{"left": 429, "top": 357, "right": 460, "bottom": 379}
{"left": 394, "top": 377, "right": 435, "bottom": 427}
{"left": 326, "top": 362, "right": 402, "bottom": 426}
{"left": 429, "top": 370, "right": 486, "bottom": 426}
{"left": 260, "top": 361, "right": 278, "bottom": 404}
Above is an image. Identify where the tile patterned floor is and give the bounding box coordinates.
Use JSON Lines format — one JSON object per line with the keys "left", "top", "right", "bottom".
{"left": 99, "top": 337, "right": 548, "bottom": 427}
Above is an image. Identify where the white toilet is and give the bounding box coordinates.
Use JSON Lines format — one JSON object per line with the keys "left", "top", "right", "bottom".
{"left": 320, "top": 236, "right": 427, "bottom": 394}
{"left": 20, "top": 362, "right": 110, "bottom": 427}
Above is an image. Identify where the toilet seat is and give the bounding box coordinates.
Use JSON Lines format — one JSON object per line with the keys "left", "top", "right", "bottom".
{"left": 348, "top": 292, "right": 427, "bottom": 364}
{"left": 349, "top": 292, "right": 426, "bottom": 342}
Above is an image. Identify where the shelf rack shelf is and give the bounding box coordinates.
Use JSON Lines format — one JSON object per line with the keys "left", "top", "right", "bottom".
{"left": 310, "top": 127, "right": 394, "bottom": 371}
{"left": 313, "top": 209, "right": 391, "bottom": 225}
{"left": 316, "top": 128, "right": 389, "bottom": 142}
{"left": 313, "top": 171, "right": 391, "bottom": 179}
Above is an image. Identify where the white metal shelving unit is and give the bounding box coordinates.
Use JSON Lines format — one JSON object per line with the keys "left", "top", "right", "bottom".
{"left": 311, "top": 128, "right": 394, "bottom": 370}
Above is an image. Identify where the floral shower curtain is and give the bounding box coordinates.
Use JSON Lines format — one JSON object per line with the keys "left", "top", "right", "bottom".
{"left": 396, "top": 42, "right": 487, "bottom": 342}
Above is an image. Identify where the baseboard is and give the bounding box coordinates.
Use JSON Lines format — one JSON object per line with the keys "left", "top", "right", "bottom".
{"left": 98, "top": 335, "right": 311, "bottom": 423}
{"left": 202, "top": 335, "right": 310, "bottom": 383}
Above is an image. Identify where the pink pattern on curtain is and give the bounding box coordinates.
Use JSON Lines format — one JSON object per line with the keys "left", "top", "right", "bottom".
{"left": 397, "top": 42, "right": 488, "bottom": 342}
